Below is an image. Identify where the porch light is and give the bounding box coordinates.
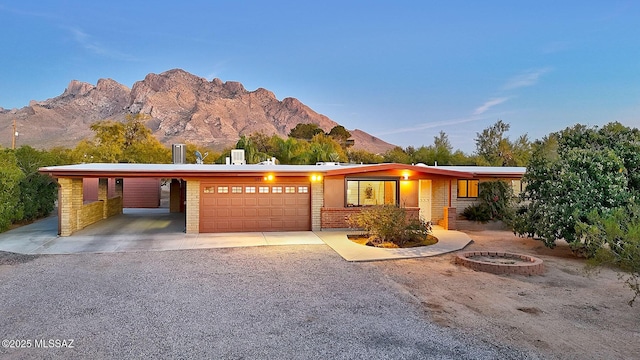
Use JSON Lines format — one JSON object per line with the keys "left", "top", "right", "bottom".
{"left": 263, "top": 174, "right": 274, "bottom": 181}
{"left": 311, "top": 174, "right": 323, "bottom": 182}
{"left": 402, "top": 172, "right": 409, "bottom": 180}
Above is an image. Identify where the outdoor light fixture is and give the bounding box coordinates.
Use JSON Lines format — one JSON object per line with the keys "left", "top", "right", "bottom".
{"left": 263, "top": 174, "right": 274, "bottom": 181}
{"left": 402, "top": 172, "right": 409, "bottom": 180}
{"left": 311, "top": 174, "right": 322, "bottom": 182}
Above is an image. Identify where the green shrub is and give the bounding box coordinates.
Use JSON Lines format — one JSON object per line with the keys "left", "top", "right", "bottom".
{"left": 461, "top": 180, "right": 515, "bottom": 223}
{"left": 461, "top": 204, "right": 492, "bottom": 222}
{"left": 0, "top": 150, "right": 25, "bottom": 231}
{"left": 576, "top": 205, "right": 640, "bottom": 306}
{"left": 347, "top": 205, "right": 431, "bottom": 247}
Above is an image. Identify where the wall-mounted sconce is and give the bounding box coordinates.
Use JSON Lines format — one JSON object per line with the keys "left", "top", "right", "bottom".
{"left": 263, "top": 174, "right": 274, "bottom": 181}
{"left": 402, "top": 172, "right": 409, "bottom": 180}
{"left": 311, "top": 174, "right": 323, "bottom": 182}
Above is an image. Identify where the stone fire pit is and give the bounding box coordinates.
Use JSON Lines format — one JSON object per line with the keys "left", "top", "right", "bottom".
{"left": 455, "top": 251, "right": 544, "bottom": 275}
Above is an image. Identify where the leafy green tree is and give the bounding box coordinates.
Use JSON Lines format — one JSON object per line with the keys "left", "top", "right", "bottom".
{"left": 235, "top": 135, "right": 272, "bottom": 164}
{"left": 270, "top": 136, "right": 307, "bottom": 164}
{"left": 515, "top": 122, "right": 640, "bottom": 249}
{"left": 383, "top": 146, "right": 411, "bottom": 164}
{"left": 70, "top": 114, "right": 171, "bottom": 163}
{"left": 289, "top": 123, "right": 324, "bottom": 140}
{"left": 0, "top": 150, "right": 25, "bottom": 231}
{"left": 347, "top": 149, "right": 384, "bottom": 164}
{"left": 326, "top": 125, "right": 352, "bottom": 148}
{"left": 306, "top": 133, "right": 347, "bottom": 163}
{"left": 474, "top": 120, "right": 531, "bottom": 166}
{"left": 14, "top": 146, "right": 60, "bottom": 221}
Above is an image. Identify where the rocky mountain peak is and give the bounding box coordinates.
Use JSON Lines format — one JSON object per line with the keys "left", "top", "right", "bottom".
{"left": 63, "top": 80, "right": 93, "bottom": 97}
{"left": 0, "top": 69, "right": 395, "bottom": 154}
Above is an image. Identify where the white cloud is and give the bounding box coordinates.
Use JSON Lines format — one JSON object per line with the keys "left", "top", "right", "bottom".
{"left": 503, "top": 68, "right": 552, "bottom": 90}
{"left": 376, "top": 116, "right": 484, "bottom": 136}
{"left": 473, "top": 97, "right": 510, "bottom": 115}
{"left": 68, "top": 27, "right": 138, "bottom": 61}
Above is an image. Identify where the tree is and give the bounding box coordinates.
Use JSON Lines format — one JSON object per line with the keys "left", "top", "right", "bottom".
{"left": 70, "top": 114, "right": 171, "bottom": 163}
{"left": 14, "top": 146, "right": 59, "bottom": 221}
{"left": 289, "top": 123, "right": 324, "bottom": 140}
{"left": 347, "top": 149, "right": 384, "bottom": 164}
{"left": 474, "top": 120, "right": 531, "bottom": 166}
{"left": 383, "top": 146, "right": 411, "bottom": 164}
{"left": 0, "top": 150, "right": 25, "bottom": 231}
{"left": 514, "top": 122, "right": 640, "bottom": 304}
{"left": 327, "top": 125, "right": 352, "bottom": 148}
{"left": 514, "top": 122, "right": 640, "bottom": 250}
{"left": 306, "top": 133, "right": 347, "bottom": 163}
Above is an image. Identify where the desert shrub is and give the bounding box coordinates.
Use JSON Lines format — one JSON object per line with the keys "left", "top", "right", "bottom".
{"left": 461, "top": 180, "right": 514, "bottom": 223}
{"left": 576, "top": 205, "right": 640, "bottom": 306}
{"left": 348, "top": 205, "right": 431, "bottom": 247}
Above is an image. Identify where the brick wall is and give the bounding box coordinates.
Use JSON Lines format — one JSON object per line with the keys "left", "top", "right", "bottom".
{"left": 311, "top": 181, "right": 323, "bottom": 231}
{"left": 105, "top": 196, "right": 123, "bottom": 217}
{"left": 78, "top": 201, "right": 104, "bottom": 229}
{"left": 185, "top": 180, "right": 200, "bottom": 234}
{"left": 321, "top": 207, "right": 420, "bottom": 229}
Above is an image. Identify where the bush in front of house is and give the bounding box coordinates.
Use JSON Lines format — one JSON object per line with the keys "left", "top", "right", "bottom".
{"left": 461, "top": 180, "right": 515, "bottom": 223}
{"left": 347, "top": 205, "right": 431, "bottom": 247}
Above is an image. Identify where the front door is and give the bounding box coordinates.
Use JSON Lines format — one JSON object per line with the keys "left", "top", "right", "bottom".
{"left": 419, "top": 180, "right": 432, "bottom": 222}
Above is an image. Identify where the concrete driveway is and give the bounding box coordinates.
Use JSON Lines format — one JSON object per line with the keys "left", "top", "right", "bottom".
{"left": 0, "top": 209, "right": 473, "bottom": 261}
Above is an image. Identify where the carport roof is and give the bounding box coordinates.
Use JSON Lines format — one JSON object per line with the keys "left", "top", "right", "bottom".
{"left": 39, "top": 162, "right": 523, "bottom": 179}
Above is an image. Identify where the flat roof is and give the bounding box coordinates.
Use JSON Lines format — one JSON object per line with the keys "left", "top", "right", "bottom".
{"left": 39, "top": 162, "right": 525, "bottom": 179}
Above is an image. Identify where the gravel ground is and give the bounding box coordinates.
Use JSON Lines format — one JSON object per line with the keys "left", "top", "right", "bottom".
{"left": 0, "top": 246, "right": 540, "bottom": 359}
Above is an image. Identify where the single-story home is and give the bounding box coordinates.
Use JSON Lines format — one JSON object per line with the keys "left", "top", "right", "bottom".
{"left": 39, "top": 162, "right": 525, "bottom": 236}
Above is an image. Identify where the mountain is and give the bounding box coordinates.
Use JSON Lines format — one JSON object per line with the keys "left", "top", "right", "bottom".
{"left": 0, "top": 69, "right": 395, "bottom": 154}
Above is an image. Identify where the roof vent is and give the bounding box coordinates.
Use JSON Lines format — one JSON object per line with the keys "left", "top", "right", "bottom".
{"left": 231, "top": 149, "right": 246, "bottom": 165}
{"left": 172, "top": 144, "right": 186, "bottom": 164}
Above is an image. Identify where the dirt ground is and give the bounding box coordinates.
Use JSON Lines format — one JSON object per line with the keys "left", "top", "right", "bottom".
{"left": 373, "top": 230, "right": 640, "bottom": 360}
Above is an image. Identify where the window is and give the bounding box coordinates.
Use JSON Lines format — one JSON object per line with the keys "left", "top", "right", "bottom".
{"left": 245, "top": 186, "right": 256, "bottom": 194}
{"left": 511, "top": 180, "right": 525, "bottom": 197}
{"left": 298, "top": 186, "right": 309, "bottom": 193}
{"left": 285, "top": 186, "right": 296, "bottom": 193}
{"left": 231, "top": 186, "right": 242, "bottom": 194}
{"left": 217, "top": 186, "right": 229, "bottom": 194}
{"left": 258, "top": 186, "right": 269, "bottom": 194}
{"left": 346, "top": 179, "right": 398, "bottom": 207}
{"left": 457, "top": 179, "right": 479, "bottom": 198}
{"left": 203, "top": 186, "right": 215, "bottom": 194}
{"left": 272, "top": 186, "right": 283, "bottom": 193}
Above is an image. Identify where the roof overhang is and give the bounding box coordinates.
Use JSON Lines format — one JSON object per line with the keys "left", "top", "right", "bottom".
{"left": 39, "top": 163, "right": 524, "bottom": 179}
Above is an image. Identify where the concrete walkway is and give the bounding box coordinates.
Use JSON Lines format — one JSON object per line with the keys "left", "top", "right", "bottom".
{"left": 316, "top": 227, "right": 473, "bottom": 262}
{"left": 0, "top": 209, "right": 472, "bottom": 261}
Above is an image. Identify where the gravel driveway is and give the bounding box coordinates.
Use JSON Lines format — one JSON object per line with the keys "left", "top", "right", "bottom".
{"left": 0, "top": 245, "right": 539, "bottom": 359}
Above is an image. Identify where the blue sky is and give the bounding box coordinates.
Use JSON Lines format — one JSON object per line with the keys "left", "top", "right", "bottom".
{"left": 1, "top": 1, "right": 639, "bottom": 153}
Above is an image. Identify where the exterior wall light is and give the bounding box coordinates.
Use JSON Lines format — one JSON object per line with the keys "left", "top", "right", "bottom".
{"left": 403, "top": 173, "right": 409, "bottom": 180}
{"left": 263, "top": 174, "right": 274, "bottom": 181}
{"left": 311, "top": 174, "right": 323, "bottom": 182}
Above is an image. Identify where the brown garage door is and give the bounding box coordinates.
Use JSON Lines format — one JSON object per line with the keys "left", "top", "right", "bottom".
{"left": 200, "top": 183, "right": 311, "bottom": 232}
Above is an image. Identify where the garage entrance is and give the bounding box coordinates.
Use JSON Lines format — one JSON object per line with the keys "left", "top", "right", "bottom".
{"left": 200, "top": 182, "right": 311, "bottom": 232}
